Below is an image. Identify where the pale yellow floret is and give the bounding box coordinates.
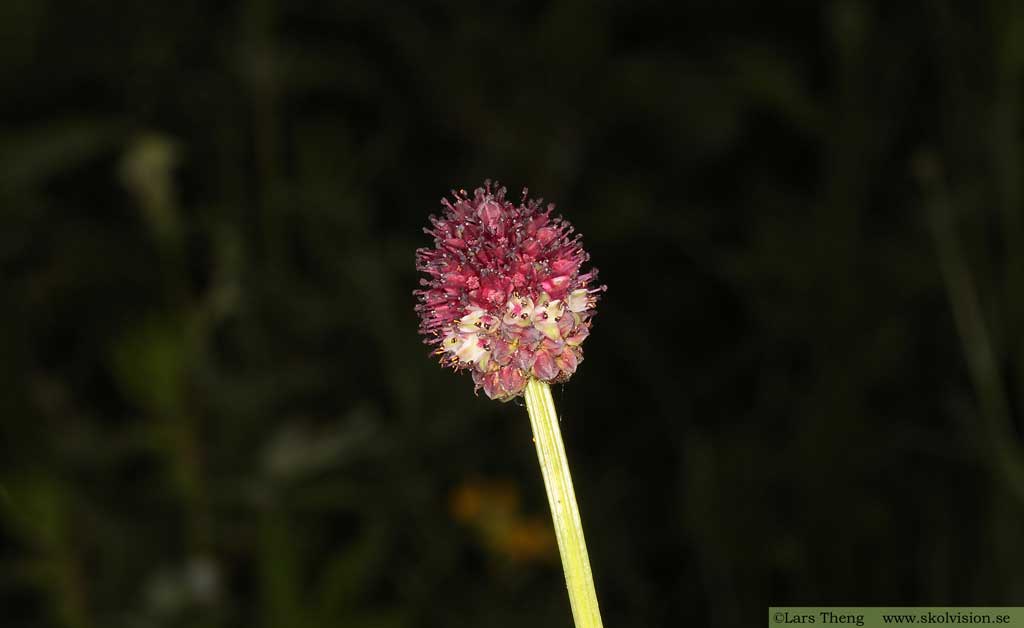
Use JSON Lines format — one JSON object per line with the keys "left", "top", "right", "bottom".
{"left": 458, "top": 334, "right": 485, "bottom": 364}
{"left": 459, "top": 307, "right": 497, "bottom": 333}
{"left": 567, "top": 289, "right": 590, "bottom": 313}
{"left": 443, "top": 330, "right": 491, "bottom": 370}
{"left": 532, "top": 298, "right": 564, "bottom": 341}
{"left": 503, "top": 294, "right": 535, "bottom": 327}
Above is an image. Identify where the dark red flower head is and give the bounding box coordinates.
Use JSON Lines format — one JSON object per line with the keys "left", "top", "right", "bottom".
{"left": 415, "top": 181, "right": 605, "bottom": 401}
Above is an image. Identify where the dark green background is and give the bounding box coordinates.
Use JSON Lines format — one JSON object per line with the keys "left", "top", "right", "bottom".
{"left": 3, "top": 1, "right": 1024, "bottom": 627}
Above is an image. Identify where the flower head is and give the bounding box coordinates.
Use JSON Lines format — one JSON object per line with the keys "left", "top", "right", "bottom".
{"left": 415, "top": 181, "right": 605, "bottom": 401}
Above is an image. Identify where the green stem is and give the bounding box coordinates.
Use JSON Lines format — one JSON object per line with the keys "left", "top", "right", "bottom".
{"left": 523, "top": 378, "right": 604, "bottom": 628}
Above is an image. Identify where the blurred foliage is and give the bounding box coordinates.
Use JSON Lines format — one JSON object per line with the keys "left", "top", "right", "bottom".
{"left": 2, "top": 1, "right": 1024, "bottom": 627}
{"left": 449, "top": 478, "right": 556, "bottom": 564}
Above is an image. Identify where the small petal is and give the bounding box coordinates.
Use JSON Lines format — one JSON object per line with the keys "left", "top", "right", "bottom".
{"left": 536, "top": 226, "right": 557, "bottom": 245}
{"left": 482, "top": 374, "right": 501, "bottom": 399}
{"left": 555, "top": 347, "right": 578, "bottom": 376}
{"left": 478, "top": 199, "right": 503, "bottom": 234}
{"left": 474, "top": 370, "right": 501, "bottom": 399}
{"left": 515, "top": 348, "right": 537, "bottom": 371}
{"left": 541, "top": 275, "right": 571, "bottom": 299}
{"left": 532, "top": 299, "right": 564, "bottom": 341}
{"left": 458, "top": 308, "right": 487, "bottom": 333}
{"left": 532, "top": 350, "right": 559, "bottom": 380}
{"left": 564, "top": 325, "right": 590, "bottom": 347}
{"left": 551, "top": 258, "right": 577, "bottom": 275}
{"left": 499, "top": 365, "right": 526, "bottom": 396}
{"left": 491, "top": 338, "right": 514, "bottom": 365}
{"left": 539, "top": 336, "right": 563, "bottom": 353}
{"left": 503, "top": 294, "right": 535, "bottom": 327}
{"left": 567, "top": 289, "right": 589, "bottom": 313}
{"left": 455, "top": 334, "right": 487, "bottom": 365}
{"left": 441, "top": 330, "right": 462, "bottom": 352}
{"left": 557, "top": 311, "right": 574, "bottom": 337}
